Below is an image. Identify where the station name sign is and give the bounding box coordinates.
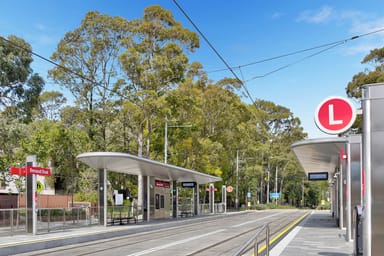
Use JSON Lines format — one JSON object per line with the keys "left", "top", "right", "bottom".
{"left": 154, "top": 180, "right": 170, "bottom": 188}
{"left": 9, "top": 166, "right": 51, "bottom": 176}
{"left": 181, "top": 182, "right": 196, "bottom": 188}
{"left": 308, "top": 172, "right": 328, "bottom": 181}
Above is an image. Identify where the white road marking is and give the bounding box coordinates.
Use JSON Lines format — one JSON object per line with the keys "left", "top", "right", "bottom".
{"left": 126, "top": 229, "right": 226, "bottom": 256}
{"left": 232, "top": 211, "right": 288, "bottom": 228}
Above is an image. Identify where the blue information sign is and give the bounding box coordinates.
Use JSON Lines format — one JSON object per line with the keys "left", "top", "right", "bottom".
{"left": 269, "top": 192, "right": 281, "bottom": 199}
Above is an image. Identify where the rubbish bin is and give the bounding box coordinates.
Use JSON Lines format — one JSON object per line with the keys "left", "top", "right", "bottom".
{"left": 354, "top": 205, "right": 363, "bottom": 256}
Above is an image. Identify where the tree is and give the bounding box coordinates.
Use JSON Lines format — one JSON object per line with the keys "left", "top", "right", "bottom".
{"left": 21, "top": 120, "right": 89, "bottom": 194}
{"left": 0, "top": 116, "right": 28, "bottom": 192}
{"left": 0, "top": 35, "right": 33, "bottom": 107}
{"left": 345, "top": 47, "right": 384, "bottom": 133}
{"left": 119, "top": 5, "right": 199, "bottom": 157}
{"left": 347, "top": 47, "right": 384, "bottom": 99}
{"left": 0, "top": 35, "right": 45, "bottom": 122}
{"left": 49, "top": 11, "right": 131, "bottom": 151}
{"left": 39, "top": 91, "right": 67, "bottom": 120}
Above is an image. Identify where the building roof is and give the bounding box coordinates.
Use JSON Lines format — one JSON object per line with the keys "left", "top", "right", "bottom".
{"left": 76, "top": 152, "right": 222, "bottom": 184}
{"left": 291, "top": 137, "right": 348, "bottom": 179}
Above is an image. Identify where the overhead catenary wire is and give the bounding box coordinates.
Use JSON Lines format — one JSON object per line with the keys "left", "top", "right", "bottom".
{"left": 245, "top": 40, "right": 346, "bottom": 82}
{"left": 0, "top": 36, "right": 96, "bottom": 86}
{"left": 172, "top": 0, "right": 256, "bottom": 105}
{"left": 208, "top": 27, "right": 384, "bottom": 75}
{"left": 2, "top": 15, "right": 383, "bottom": 103}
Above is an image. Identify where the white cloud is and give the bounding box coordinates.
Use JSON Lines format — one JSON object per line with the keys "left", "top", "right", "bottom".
{"left": 271, "top": 12, "right": 284, "bottom": 20}
{"left": 350, "top": 17, "right": 384, "bottom": 35}
{"left": 34, "top": 23, "right": 48, "bottom": 31}
{"left": 342, "top": 43, "right": 378, "bottom": 56}
{"left": 344, "top": 16, "right": 384, "bottom": 56}
{"left": 297, "top": 6, "right": 334, "bottom": 24}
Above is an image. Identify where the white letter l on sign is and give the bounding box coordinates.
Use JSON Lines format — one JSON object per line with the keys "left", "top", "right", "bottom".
{"left": 328, "top": 104, "right": 343, "bottom": 125}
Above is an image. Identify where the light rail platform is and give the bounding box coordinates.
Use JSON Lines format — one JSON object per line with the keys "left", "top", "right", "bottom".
{"left": 270, "top": 210, "right": 354, "bottom": 256}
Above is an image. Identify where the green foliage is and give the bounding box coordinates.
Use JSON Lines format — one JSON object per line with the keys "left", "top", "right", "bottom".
{"left": 346, "top": 46, "right": 384, "bottom": 133}
{"left": 74, "top": 191, "right": 98, "bottom": 204}
{"left": 1, "top": 6, "right": 311, "bottom": 207}
{"left": 0, "top": 35, "right": 33, "bottom": 105}
{"left": 0, "top": 35, "right": 45, "bottom": 122}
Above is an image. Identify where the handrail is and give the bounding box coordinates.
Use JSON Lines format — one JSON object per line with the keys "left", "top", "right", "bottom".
{"left": 233, "top": 223, "right": 270, "bottom": 256}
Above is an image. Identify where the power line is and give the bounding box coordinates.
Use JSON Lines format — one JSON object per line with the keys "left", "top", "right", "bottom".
{"left": 208, "top": 27, "right": 384, "bottom": 75}
{"left": 245, "top": 41, "right": 346, "bottom": 82}
{"left": 172, "top": 0, "right": 256, "bottom": 105}
{"left": 0, "top": 36, "right": 96, "bottom": 86}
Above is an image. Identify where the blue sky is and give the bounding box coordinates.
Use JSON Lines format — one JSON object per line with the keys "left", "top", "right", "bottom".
{"left": 1, "top": 1, "right": 384, "bottom": 138}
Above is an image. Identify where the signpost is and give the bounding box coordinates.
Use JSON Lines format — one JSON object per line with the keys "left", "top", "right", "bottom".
{"left": 10, "top": 162, "right": 50, "bottom": 235}
{"left": 9, "top": 166, "right": 51, "bottom": 176}
{"left": 314, "top": 96, "right": 357, "bottom": 135}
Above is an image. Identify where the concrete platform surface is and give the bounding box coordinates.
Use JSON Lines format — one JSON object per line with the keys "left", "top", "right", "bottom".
{"left": 271, "top": 210, "right": 354, "bottom": 256}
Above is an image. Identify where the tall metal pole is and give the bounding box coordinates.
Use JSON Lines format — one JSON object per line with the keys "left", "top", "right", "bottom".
{"left": 236, "top": 150, "right": 239, "bottom": 209}
{"left": 164, "top": 118, "right": 191, "bottom": 165}
{"left": 266, "top": 162, "right": 270, "bottom": 204}
{"left": 164, "top": 119, "right": 168, "bottom": 164}
{"left": 302, "top": 178, "right": 305, "bottom": 208}
{"left": 275, "top": 165, "right": 278, "bottom": 205}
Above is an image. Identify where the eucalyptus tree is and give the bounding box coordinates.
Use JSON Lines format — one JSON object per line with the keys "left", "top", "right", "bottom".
{"left": 49, "top": 11, "right": 131, "bottom": 151}
{"left": 39, "top": 91, "right": 67, "bottom": 121}
{"left": 237, "top": 100, "right": 306, "bottom": 204}
{"left": 347, "top": 47, "right": 384, "bottom": 99}
{"left": 0, "top": 35, "right": 33, "bottom": 107}
{"left": 0, "top": 116, "right": 28, "bottom": 192}
{"left": 0, "top": 35, "right": 45, "bottom": 123}
{"left": 119, "top": 5, "right": 199, "bottom": 158}
{"left": 0, "top": 35, "right": 44, "bottom": 193}
{"left": 346, "top": 47, "right": 384, "bottom": 133}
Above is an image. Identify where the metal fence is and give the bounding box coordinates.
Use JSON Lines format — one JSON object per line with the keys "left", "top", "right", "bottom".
{"left": 233, "top": 223, "right": 270, "bottom": 256}
{"left": 0, "top": 207, "right": 100, "bottom": 236}
{"left": 0, "top": 208, "right": 27, "bottom": 235}
{"left": 108, "top": 205, "right": 142, "bottom": 225}
{"left": 199, "top": 203, "right": 226, "bottom": 215}
{"left": 36, "top": 206, "right": 100, "bottom": 233}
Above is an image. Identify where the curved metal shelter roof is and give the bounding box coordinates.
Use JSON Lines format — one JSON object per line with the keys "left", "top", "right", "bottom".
{"left": 77, "top": 152, "right": 222, "bottom": 184}
{"left": 291, "top": 137, "right": 348, "bottom": 179}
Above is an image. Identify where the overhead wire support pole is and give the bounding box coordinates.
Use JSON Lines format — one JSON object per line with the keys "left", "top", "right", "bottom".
{"left": 236, "top": 150, "right": 239, "bottom": 209}
{"left": 164, "top": 117, "right": 192, "bottom": 164}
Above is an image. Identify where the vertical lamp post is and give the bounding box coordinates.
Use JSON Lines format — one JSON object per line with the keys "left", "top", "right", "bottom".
{"left": 266, "top": 162, "right": 270, "bottom": 204}
{"left": 275, "top": 165, "right": 278, "bottom": 205}
{"left": 236, "top": 150, "right": 239, "bottom": 209}
{"left": 164, "top": 118, "right": 192, "bottom": 164}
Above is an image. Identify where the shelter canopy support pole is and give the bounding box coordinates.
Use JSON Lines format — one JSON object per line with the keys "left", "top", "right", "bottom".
{"left": 98, "top": 168, "right": 107, "bottom": 226}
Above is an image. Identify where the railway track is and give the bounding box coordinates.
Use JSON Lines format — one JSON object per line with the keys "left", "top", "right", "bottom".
{"left": 12, "top": 210, "right": 310, "bottom": 256}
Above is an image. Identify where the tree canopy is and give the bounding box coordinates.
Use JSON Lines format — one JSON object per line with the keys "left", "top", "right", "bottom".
{"left": 0, "top": 5, "right": 314, "bottom": 207}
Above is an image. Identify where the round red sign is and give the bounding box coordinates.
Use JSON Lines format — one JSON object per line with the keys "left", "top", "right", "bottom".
{"left": 314, "top": 96, "right": 356, "bottom": 135}
{"left": 226, "top": 186, "right": 233, "bottom": 193}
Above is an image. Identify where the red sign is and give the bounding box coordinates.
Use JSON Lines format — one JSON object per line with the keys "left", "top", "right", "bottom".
{"left": 314, "top": 96, "right": 356, "bottom": 135}
{"left": 26, "top": 166, "right": 51, "bottom": 176}
{"left": 154, "top": 180, "right": 170, "bottom": 188}
{"left": 9, "top": 167, "right": 26, "bottom": 176}
{"left": 226, "top": 186, "right": 234, "bottom": 193}
{"left": 10, "top": 166, "right": 51, "bottom": 176}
